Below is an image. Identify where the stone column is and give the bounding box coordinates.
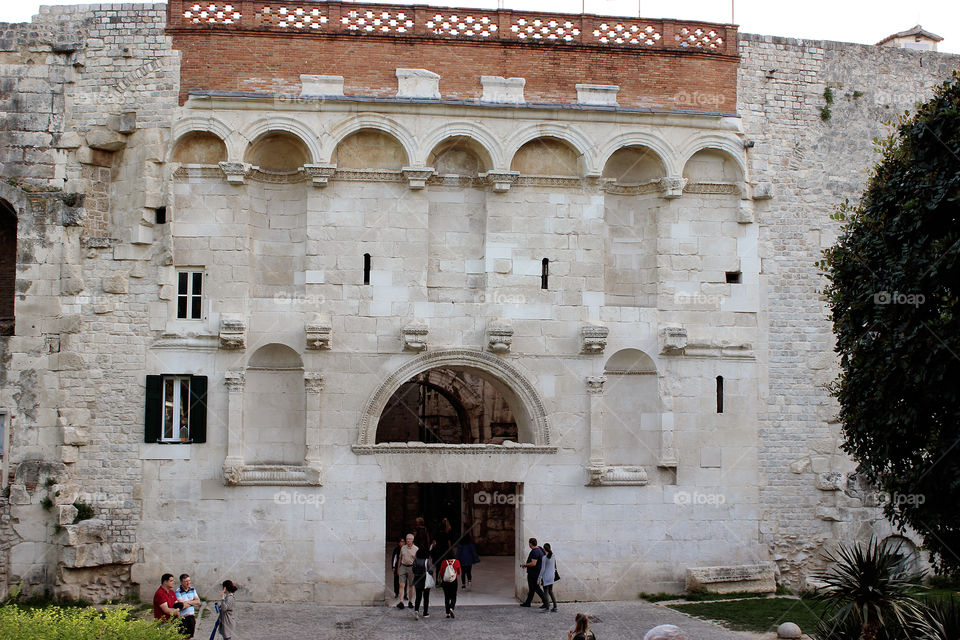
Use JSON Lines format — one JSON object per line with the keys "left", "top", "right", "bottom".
{"left": 586, "top": 376, "right": 606, "bottom": 470}
{"left": 659, "top": 411, "right": 678, "bottom": 467}
{"left": 223, "top": 371, "right": 245, "bottom": 471}
{"left": 304, "top": 372, "right": 324, "bottom": 479}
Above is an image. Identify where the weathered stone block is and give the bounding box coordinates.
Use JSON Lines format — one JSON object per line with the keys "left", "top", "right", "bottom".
{"left": 57, "top": 504, "right": 78, "bottom": 525}
{"left": 685, "top": 563, "right": 776, "bottom": 594}
{"left": 85, "top": 126, "right": 126, "bottom": 152}
{"left": 396, "top": 68, "right": 440, "bottom": 99}
{"left": 102, "top": 274, "right": 128, "bottom": 294}
{"left": 815, "top": 472, "right": 844, "bottom": 491}
{"left": 63, "top": 519, "right": 108, "bottom": 547}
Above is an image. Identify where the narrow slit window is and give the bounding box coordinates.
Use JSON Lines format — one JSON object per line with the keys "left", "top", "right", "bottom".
{"left": 716, "top": 376, "right": 724, "bottom": 414}
{"left": 725, "top": 271, "right": 742, "bottom": 284}
{"left": 363, "top": 253, "right": 371, "bottom": 285}
{"left": 541, "top": 258, "right": 549, "bottom": 290}
{"left": 154, "top": 206, "right": 166, "bottom": 224}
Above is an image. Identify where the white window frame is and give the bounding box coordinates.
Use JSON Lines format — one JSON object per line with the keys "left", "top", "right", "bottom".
{"left": 175, "top": 269, "right": 205, "bottom": 320}
{"left": 162, "top": 376, "right": 191, "bottom": 442}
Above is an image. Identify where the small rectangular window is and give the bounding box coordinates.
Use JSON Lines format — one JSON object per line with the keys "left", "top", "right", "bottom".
{"left": 725, "top": 271, "right": 742, "bottom": 284}
{"left": 176, "top": 269, "right": 203, "bottom": 319}
{"left": 145, "top": 374, "right": 207, "bottom": 443}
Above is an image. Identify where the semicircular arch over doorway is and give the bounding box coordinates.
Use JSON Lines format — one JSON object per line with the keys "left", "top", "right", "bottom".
{"left": 356, "top": 350, "right": 553, "bottom": 448}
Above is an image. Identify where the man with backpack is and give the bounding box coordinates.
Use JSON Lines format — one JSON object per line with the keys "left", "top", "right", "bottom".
{"left": 440, "top": 549, "right": 461, "bottom": 618}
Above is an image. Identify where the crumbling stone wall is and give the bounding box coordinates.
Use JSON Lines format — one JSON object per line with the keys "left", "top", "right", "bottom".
{"left": 739, "top": 33, "right": 959, "bottom": 587}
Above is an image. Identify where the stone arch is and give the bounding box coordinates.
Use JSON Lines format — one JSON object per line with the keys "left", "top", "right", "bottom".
{"left": 170, "top": 116, "right": 235, "bottom": 160}
{"left": 245, "top": 131, "right": 313, "bottom": 173}
{"left": 170, "top": 131, "right": 228, "bottom": 164}
{"left": 418, "top": 122, "right": 504, "bottom": 170}
{"left": 426, "top": 136, "right": 493, "bottom": 177}
{"left": 325, "top": 115, "right": 415, "bottom": 167}
{"left": 597, "top": 133, "right": 676, "bottom": 178}
{"left": 239, "top": 117, "right": 322, "bottom": 165}
{"left": 244, "top": 343, "right": 305, "bottom": 465}
{"left": 677, "top": 135, "right": 746, "bottom": 183}
{"left": 602, "top": 145, "right": 667, "bottom": 185}
{"left": 505, "top": 124, "right": 596, "bottom": 174}
{"left": 510, "top": 137, "right": 583, "bottom": 177}
{"left": 0, "top": 199, "right": 16, "bottom": 336}
{"left": 332, "top": 128, "right": 409, "bottom": 170}
{"left": 358, "top": 350, "right": 551, "bottom": 446}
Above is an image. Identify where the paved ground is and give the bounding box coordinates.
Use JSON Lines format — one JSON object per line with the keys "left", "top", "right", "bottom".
{"left": 214, "top": 600, "right": 757, "bottom": 639}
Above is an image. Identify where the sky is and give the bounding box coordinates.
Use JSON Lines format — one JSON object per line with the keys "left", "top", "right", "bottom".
{"left": 1, "top": 0, "right": 957, "bottom": 53}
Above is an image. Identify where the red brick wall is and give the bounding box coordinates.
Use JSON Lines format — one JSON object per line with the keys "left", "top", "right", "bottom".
{"left": 167, "top": 0, "right": 738, "bottom": 112}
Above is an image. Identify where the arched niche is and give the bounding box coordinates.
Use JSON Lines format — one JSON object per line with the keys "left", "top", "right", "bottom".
{"left": 427, "top": 136, "right": 492, "bottom": 177}
{"left": 510, "top": 137, "right": 582, "bottom": 177}
{"left": 0, "top": 200, "right": 16, "bottom": 336}
{"left": 881, "top": 535, "right": 921, "bottom": 574}
{"left": 358, "top": 350, "right": 551, "bottom": 447}
{"left": 171, "top": 131, "right": 228, "bottom": 164}
{"left": 243, "top": 344, "right": 305, "bottom": 465}
{"left": 244, "top": 131, "right": 311, "bottom": 172}
{"left": 333, "top": 129, "right": 408, "bottom": 170}
{"left": 602, "top": 146, "right": 665, "bottom": 184}
{"left": 602, "top": 348, "right": 660, "bottom": 466}
{"left": 376, "top": 367, "right": 517, "bottom": 444}
{"left": 682, "top": 148, "right": 743, "bottom": 184}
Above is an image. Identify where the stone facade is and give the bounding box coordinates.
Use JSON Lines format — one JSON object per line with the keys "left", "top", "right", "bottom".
{"left": 0, "top": 1, "right": 956, "bottom": 604}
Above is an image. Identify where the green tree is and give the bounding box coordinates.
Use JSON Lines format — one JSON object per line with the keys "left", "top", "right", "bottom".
{"left": 821, "top": 71, "right": 960, "bottom": 574}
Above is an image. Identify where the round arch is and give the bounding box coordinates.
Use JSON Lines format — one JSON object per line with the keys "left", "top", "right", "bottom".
{"left": 324, "top": 114, "right": 416, "bottom": 167}
{"left": 596, "top": 132, "right": 676, "bottom": 178}
{"left": 418, "top": 122, "right": 505, "bottom": 170}
{"left": 170, "top": 116, "right": 235, "bottom": 161}
{"left": 676, "top": 134, "right": 747, "bottom": 182}
{"left": 239, "top": 117, "right": 323, "bottom": 165}
{"left": 358, "top": 350, "right": 551, "bottom": 446}
{"left": 504, "top": 123, "right": 597, "bottom": 174}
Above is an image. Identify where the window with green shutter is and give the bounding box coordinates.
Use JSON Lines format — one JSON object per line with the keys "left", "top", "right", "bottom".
{"left": 145, "top": 374, "right": 207, "bottom": 443}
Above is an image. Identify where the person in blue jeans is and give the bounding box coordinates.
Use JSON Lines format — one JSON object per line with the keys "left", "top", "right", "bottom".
{"left": 519, "top": 537, "right": 547, "bottom": 608}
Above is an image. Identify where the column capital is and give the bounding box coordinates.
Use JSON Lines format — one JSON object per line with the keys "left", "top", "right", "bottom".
{"left": 586, "top": 375, "right": 606, "bottom": 394}
{"left": 224, "top": 371, "right": 245, "bottom": 392}
{"left": 304, "top": 371, "right": 325, "bottom": 393}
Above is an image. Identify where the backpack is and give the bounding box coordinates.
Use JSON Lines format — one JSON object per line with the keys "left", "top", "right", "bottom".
{"left": 442, "top": 560, "right": 457, "bottom": 582}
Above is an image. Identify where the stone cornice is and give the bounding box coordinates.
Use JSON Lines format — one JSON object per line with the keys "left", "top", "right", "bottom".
{"left": 352, "top": 442, "right": 557, "bottom": 455}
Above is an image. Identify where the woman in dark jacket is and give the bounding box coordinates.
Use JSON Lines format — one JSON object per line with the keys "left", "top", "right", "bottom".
{"left": 456, "top": 531, "right": 479, "bottom": 590}
{"left": 411, "top": 547, "right": 434, "bottom": 619}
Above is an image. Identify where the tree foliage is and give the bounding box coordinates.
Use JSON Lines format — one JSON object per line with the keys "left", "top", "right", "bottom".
{"left": 821, "top": 71, "right": 960, "bottom": 573}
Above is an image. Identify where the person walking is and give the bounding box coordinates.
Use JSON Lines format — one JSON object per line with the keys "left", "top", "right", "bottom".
{"left": 456, "top": 530, "right": 479, "bottom": 590}
{"left": 439, "top": 552, "right": 461, "bottom": 618}
{"left": 397, "top": 534, "right": 418, "bottom": 609}
{"left": 390, "top": 537, "right": 404, "bottom": 600}
{"left": 217, "top": 580, "right": 238, "bottom": 640}
{"left": 568, "top": 612, "right": 596, "bottom": 640}
{"left": 175, "top": 573, "right": 201, "bottom": 638}
{"left": 519, "top": 537, "right": 547, "bottom": 608}
{"left": 411, "top": 547, "right": 434, "bottom": 619}
{"left": 538, "top": 543, "right": 558, "bottom": 612}
{"left": 433, "top": 517, "right": 454, "bottom": 581}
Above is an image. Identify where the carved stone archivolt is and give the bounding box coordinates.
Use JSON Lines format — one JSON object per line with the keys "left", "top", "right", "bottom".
{"left": 357, "top": 349, "right": 553, "bottom": 448}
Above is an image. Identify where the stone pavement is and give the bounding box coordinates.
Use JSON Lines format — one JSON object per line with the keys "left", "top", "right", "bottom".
{"left": 222, "top": 600, "right": 758, "bottom": 639}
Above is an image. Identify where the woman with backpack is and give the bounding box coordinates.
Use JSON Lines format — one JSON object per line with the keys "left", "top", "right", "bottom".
{"left": 539, "top": 542, "right": 558, "bottom": 612}
{"left": 411, "top": 547, "right": 434, "bottom": 619}
{"left": 439, "top": 549, "right": 461, "bottom": 618}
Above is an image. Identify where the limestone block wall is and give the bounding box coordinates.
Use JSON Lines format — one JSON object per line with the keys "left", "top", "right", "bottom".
{"left": 738, "top": 34, "right": 959, "bottom": 586}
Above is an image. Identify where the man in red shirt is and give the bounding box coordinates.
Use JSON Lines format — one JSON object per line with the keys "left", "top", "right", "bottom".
{"left": 153, "top": 573, "right": 182, "bottom": 622}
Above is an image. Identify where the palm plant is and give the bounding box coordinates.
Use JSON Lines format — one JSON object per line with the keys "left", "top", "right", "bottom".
{"left": 915, "top": 596, "right": 960, "bottom": 640}
{"left": 812, "top": 537, "right": 926, "bottom": 640}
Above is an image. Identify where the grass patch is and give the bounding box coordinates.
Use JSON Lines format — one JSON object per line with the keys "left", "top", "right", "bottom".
{"left": 668, "top": 596, "right": 827, "bottom": 633}
{"left": 640, "top": 590, "right": 767, "bottom": 603}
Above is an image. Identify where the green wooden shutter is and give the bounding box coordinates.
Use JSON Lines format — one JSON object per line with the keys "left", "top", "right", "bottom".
{"left": 144, "top": 375, "right": 163, "bottom": 443}
{"left": 189, "top": 375, "right": 208, "bottom": 443}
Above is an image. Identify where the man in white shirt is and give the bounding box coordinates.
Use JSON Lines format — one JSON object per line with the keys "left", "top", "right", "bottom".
{"left": 175, "top": 573, "right": 201, "bottom": 639}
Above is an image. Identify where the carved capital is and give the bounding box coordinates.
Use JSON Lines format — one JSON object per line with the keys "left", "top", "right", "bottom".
{"left": 218, "top": 161, "right": 250, "bottom": 185}
{"left": 581, "top": 324, "right": 609, "bottom": 355}
{"left": 222, "top": 465, "right": 244, "bottom": 486}
{"left": 402, "top": 167, "right": 435, "bottom": 190}
{"left": 402, "top": 321, "right": 428, "bottom": 352}
{"left": 586, "top": 375, "right": 606, "bottom": 394}
{"left": 219, "top": 317, "right": 246, "bottom": 350}
{"left": 661, "top": 326, "right": 688, "bottom": 355}
{"left": 487, "top": 320, "right": 514, "bottom": 355}
{"left": 305, "top": 321, "right": 332, "bottom": 350}
{"left": 484, "top": 170, "right": 520, "bottom": 193}
{"left": 302, "top": 163, "right": 337, "bottom": 188}
{"left": 304, "top": 371, "right": 324, "bottom": 394}
{"left": 659, "top": 176, "right": 687, "bottom": 199}
{"left": 224, "top": 371, "right": 245, "bottom": 392}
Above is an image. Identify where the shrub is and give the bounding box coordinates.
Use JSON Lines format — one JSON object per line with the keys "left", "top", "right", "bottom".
{"left": 915, "top": 596, "right": 960, "bottom": 640}
{"left": 0, "top": 606, "right": 182, "bottom": 640}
